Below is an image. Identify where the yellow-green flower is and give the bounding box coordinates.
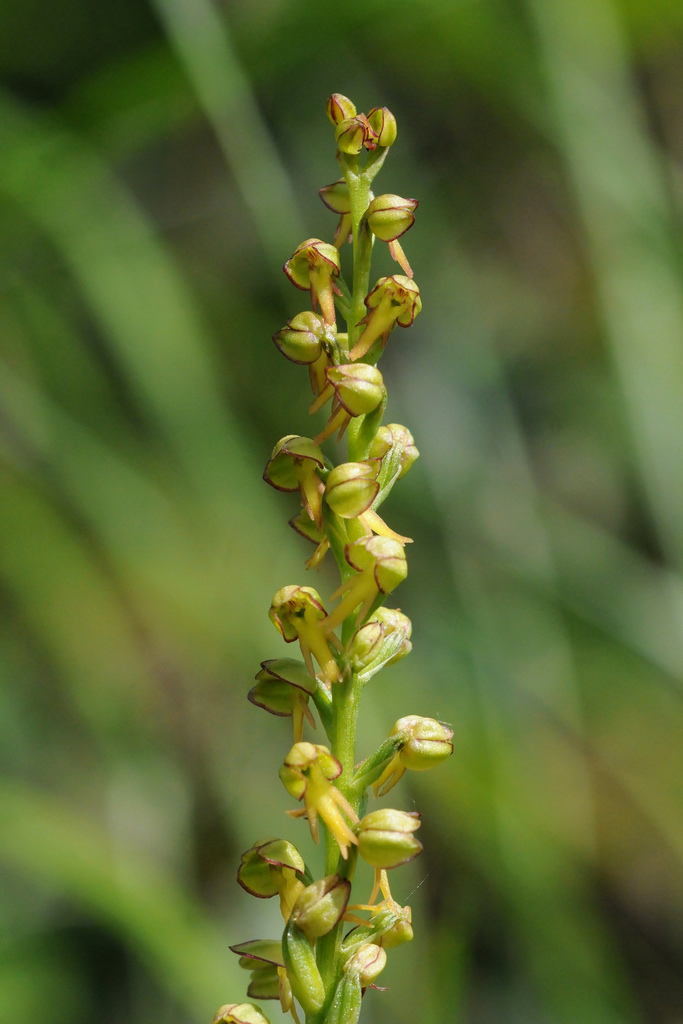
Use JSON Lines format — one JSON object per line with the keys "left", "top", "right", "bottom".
{"left": 280, "top": 742, "right": 359, "bottom": 858}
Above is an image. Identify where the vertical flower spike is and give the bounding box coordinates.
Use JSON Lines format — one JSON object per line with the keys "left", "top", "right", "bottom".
{"left": 320, "top": 179, "right": 353, "bottom": 249}
{"left": 365, "top": 194, "right": 419, "bottom": 277}
{"left": 310, "top": 364, "right": 386, "bottom": 445}
{"left": 216, "top": 94, "right": 451, "bottom": 1024}
{"left": 269, "top": 586, "right": 341, "bottom": 683}
{"left": 248, "top": 659, "right": 317, "bottom": 742}
{"left": 349, "top": 275, "right": 422, "bottom": 362}
{"left": 323, "top": 536, "right": 408, "bottom": 634}
{"left": 263, "top": 435, "right": 325, "bottom": 529}
{"left": 279, "top": 742, "right": 359, "bottom": 857}
{"left": 284, "top": 238, "right": 340, "bottom": 326}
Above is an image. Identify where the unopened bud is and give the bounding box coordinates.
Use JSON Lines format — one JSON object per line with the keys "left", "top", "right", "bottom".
{"left": 367, "top": 106, "right": 397, "bottom": 147}
{"left": 349, "top": 607, "right": 412, "bottom": 682}
{"left": 237, "top": 838, "right": 306, "bottom": 899}
{"left": 357, "top": 808, "right": 422, "bottom": 869}
{"left": 395, "top": 715, "right": 454, "bottom": 770}
{"left": 335, "top": 115, "right": 378, "bottom": 155}
{"left": 327, "top": 364, "right": 385, "bottom": 416}
{"left": 213, "top": 1005, "right": 271, "bottom": 1024}
{"left": 344, "top": 943, "right": 387, "bottom": 986}
{"left": 263, "top": 436, "right": 324, "bottom": 493}
{"left": 273, "top": 311, "right": 329, "bottom": 365}
{"left": 326, "top": 93, "right": 356, "bottom": 125}
{"left": 325, "top": 461, "right": 380, "bottom": 519}
{"left": 290, "top": 875, "right": 351, "bottom": 939}
{"left": 369, "top": 423, "right": 419, "bottom": 481}
{"left": 380, "top": 904, "right": 414, "bottom": 948}
{"left": 366, "top": 194, "right": 418, "bottom": 243}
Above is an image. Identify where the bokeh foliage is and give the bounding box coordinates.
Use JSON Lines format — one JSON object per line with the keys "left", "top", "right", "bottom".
{"left": 2, "top": 0, "right": 683, "bottom": 1021}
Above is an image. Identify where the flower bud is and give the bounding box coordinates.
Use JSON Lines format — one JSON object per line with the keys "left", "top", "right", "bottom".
{"left": 319, "top": 179, "right": 351, "bottom": 215}
{"left": 264, "top": 436, "right": 324, "bottom": 493}
{"left": 213, "top": 1005, "right": 271, "bottom": 1024}
{"left": 373, "top": 715, "right": 454, "bottom": 795}
{"left": 344, "top": 942, "right": 387, "bottom": 986}
{"left": 379, "top": 904, "right": 413, "bottom": 948}
{"left": 357, "top": 808, "right": 422, "bottom": 869}
{"left": 237, "top": 839, "right": 307, "bottom": 899}
{"left": 367, "top": 106, "right": 397, "bottom": 147}
{"left": 326, "top": 93, "right": 356, "bottom": 125}
{"left": 368, "top": 424, "right": 419, "bottom": 500}
{"left": 366, "top": 194, "right": 418, "bottom": 243}
{"left": 348, "top": 607, "right": 412, "bottom": 682}
{"left": 395, "top": 714, "right": 454, "bottom": 770}
{"left": 312, "top": 364, "right": 386, "bottom": 446}
{"left": 290, "top": 875, "right": 351, "bottom": 939}
{"left": 327, "top": 364, "right": 385, "bottom": 416}
{"left": 272, "top": 311, "right": 329, "bottom": 365}
{"left": 335, "top": 115, "right": 378, "bottom": 155}
{"left": 325, "top": 461, "right": 380, "bottom": 519}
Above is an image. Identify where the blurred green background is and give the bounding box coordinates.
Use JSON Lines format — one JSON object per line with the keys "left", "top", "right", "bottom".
{"left": 2, "top": 0, "right": 683, "bottom": 1021}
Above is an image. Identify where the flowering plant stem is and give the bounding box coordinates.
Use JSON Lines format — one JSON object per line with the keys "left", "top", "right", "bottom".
{"left": 213, "top": 95, "right": 453, "bottom": 1024}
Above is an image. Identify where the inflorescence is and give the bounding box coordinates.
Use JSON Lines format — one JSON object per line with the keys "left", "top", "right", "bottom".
{"left": 214, "top": 93, "right": 453, "bottom": 1024}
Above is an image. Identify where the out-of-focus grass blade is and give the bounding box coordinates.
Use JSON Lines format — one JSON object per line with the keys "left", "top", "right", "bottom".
{"left": 0, "top": 776, "right": 238, "bottom": 1021}
{"left": 527, "top": 0, "right": 683, "bottom": 571}
{"left": 0, "top": 93, "right": 252, "bottom": 505}
{"left": 150, "top": 0, "right": 303, "bottom": 266}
